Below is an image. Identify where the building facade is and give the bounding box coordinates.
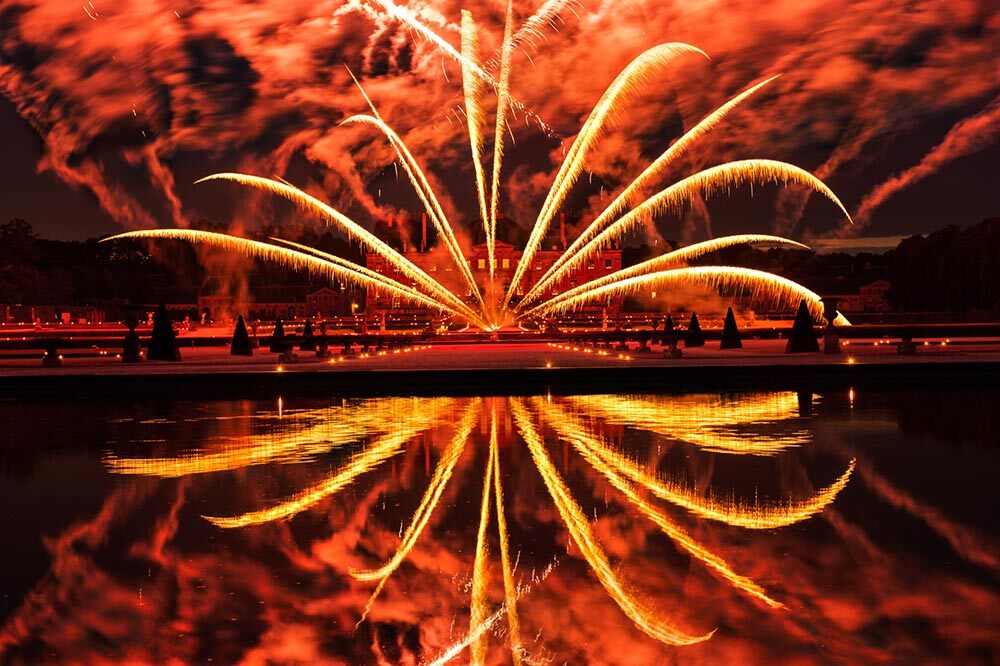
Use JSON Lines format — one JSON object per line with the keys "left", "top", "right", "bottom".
{"left": 365, "top": 241, "right": 623, "bottom": 318}
{"left": 831, "top": 279, "right": 892, "bottom": 314}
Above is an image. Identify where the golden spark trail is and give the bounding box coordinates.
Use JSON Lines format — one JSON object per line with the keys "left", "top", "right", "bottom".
{"left": 524, "top": 234, "right": 807, "bottom": 317}
{"left": 505, "top": 42, "right": 709, "bottom": 308}
{"left": 538, "top": 401, "right": 785, "bottom": 610}
{"left": 461, "top": 10, "right": 493, "bottom": 288}
{"left": 484, "top": 0, "right": 577, "bottom": 68}
{"left": 510, "top": 399, "right": 714, "bottom": 646}
{"left": 524, "top": 159, "right": 852, "bottom": 305}
{"left": 488, "top": 0, "right": 515, "bottom": 291}
{"left": 194, "top": 173, "right": 486, "bottom": 326}
{"left": 471, "top": 409, "right": 496, "bottom": 665}
{"left": 323, "top": 114, "right": 483, "bottom": 305}
{"left": 203, "top": 408, "right": 446, "bottom": 528}
{"left": 269, "top": 236, "right": 441, "bottom": 297}
{"left": 371, "top": 0, "right": 554, "bottom": 137}
{"left": 103, "top": 229, "right": 469, "bottom": 319}
{"left": 536, "top": 265, "right": 850, "bottom": 326}
{"left": 522, "top": 76, "right": 781, "bottom": 305}
{"left": 491, "top": 409, "right": 524, "bottom": 666}
{"left": 350, "top": 402, "right": 480, "bottom": 619}
{"left": 545, "top": 401, "right": 855, "bottom": 529}
{"left": 509, "top": 0, "right": 577, "bottom": 54}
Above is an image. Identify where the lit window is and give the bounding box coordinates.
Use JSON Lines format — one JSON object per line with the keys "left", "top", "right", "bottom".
{"left": 501, "top": 258, "right": 510, "bottom": 269}
{"left": 477, "top": 258, "right": 486, "bottom": 270}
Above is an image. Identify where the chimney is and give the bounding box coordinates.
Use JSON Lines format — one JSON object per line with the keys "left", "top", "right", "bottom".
{"left": 559, "top": 212, "right": 567, "bottom": 250}
{"left": 399, "top": 214, "right": 409, "bottom": 253}
{"left": 420, "top": 212, "right": 428, "bottom": 252}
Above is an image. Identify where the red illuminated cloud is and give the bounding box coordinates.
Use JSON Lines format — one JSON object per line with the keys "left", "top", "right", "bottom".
{"left": 0, "top": 0, "right": 996, "bottom": 243}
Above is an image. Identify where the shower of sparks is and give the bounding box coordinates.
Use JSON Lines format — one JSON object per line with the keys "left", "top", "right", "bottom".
{"left": 105, "top": 2, "right": 854, "bottom": 331}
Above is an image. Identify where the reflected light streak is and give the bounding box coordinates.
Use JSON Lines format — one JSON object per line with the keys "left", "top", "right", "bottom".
{"left": 491, "top": 409, "right": 524, "bottom": 666}
{"left": 576, "top": 426, "right": 856, "bottom": 529}
{"left": 106, "top": 399, "right": 436, "bottom": 477}
{"left": 511, "top": 398, "right": 714, "bottom": 646}
{"left": 470, "top": 407, "right": 496, "bottom": 665}
{"left": 566, "top": 393, "right": 812, "bottom": 455}
{"left": 203, "top": 405, "right": 450, "bottom": 528}
{"left": 539, "top": 400, "right": 785, "bottom": 610}
{"left": 351, "top": 401, "right": 480, "bottom": 619}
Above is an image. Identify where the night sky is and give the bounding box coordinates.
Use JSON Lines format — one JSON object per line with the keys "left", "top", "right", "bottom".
{"left": 0, "top": 0, "right": 997, "bottom": 245}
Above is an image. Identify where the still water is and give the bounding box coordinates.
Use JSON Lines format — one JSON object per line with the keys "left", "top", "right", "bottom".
{"left": 0, "top": 389, "right": 997, "bottom": 664}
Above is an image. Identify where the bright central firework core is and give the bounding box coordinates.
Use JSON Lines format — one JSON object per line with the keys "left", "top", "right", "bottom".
{"left": 106, "top": 0, "right": 852, "bottom": 331}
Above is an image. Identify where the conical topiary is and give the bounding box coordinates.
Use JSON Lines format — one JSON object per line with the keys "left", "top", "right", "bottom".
{"left": 230, "top": 315, "right": 253, "bottom": 356}
{"left": 786, "top": 299, "right": 820, "bottom": 352}
{"left": 299, "top": 319, "right": 316, "bottom": 351}
{"left": 146, "top": 303, "right": 181, "bottom": 361}
{"left": 720, "top": 307, "right": 743, "bottom": 349}
{"left": 121, "top": 314, "right": 141, "bottom": 363}
{"left": 661, "top": 314, "right": 675, "bottom": 346}
{"left": 684, "top": 312, "right": 704, "bottom": 348}
{"left": 269, "top": 319, "right": 288, "bottom": 353}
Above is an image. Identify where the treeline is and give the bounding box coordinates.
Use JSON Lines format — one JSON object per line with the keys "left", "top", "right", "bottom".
{"left": 0, "top": 219, "right": 363, "bottom": 305}
{"left": 886, "top": 218, "right": 1000, "bottom": 312}
{"left": 2, "top": 216, "right": 999, "bottom": 313}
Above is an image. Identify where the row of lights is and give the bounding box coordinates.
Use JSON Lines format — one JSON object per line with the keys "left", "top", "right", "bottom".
{"left": 276, "top": 344, "right": 432, "bottom": 372}
{"left": 546, "top": 342, "right": 633, "bottom": 361}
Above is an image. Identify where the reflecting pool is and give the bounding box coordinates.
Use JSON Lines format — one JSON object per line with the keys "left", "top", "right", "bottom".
{"left": 0, "top": 389, "right": 997, "bottom": 664}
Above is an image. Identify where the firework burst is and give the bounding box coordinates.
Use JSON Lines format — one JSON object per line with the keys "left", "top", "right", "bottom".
{"left": 105, "top": 2, "right": 852, "bottom": 330}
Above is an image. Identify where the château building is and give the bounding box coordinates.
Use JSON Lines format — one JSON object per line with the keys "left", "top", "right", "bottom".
{"left": 365, "top": 216, "right": 623, "bottom": 318}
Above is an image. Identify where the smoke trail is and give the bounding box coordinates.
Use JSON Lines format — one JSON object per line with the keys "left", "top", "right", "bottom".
{"left": 852, "top": 95, "right": 1000, "bottom": 230}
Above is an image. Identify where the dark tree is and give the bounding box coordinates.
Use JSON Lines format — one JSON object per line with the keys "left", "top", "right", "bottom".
{"left": 299, "top": 319, "right": 316, "bottom": 351}
{"left": 684, "top": 312, "right": 704, "bottom": 347}
{"left": 146, "top": 303, "right": 182, "bottom": 361}
{"left": 230, "top": 315, "right": 253, "bottom": 356}
{"left": 719, "top": 307, "right": 743, "bottom": 349}
{"left": 269, "top": 319, "right": 288, "bottom": 353}
{"left": 786, "top": 300, "right": 820, "bottom": 353}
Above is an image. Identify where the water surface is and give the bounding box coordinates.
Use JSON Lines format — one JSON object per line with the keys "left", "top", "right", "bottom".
{"left": 0, "top": 389, "right": 997, "bottom": 664}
